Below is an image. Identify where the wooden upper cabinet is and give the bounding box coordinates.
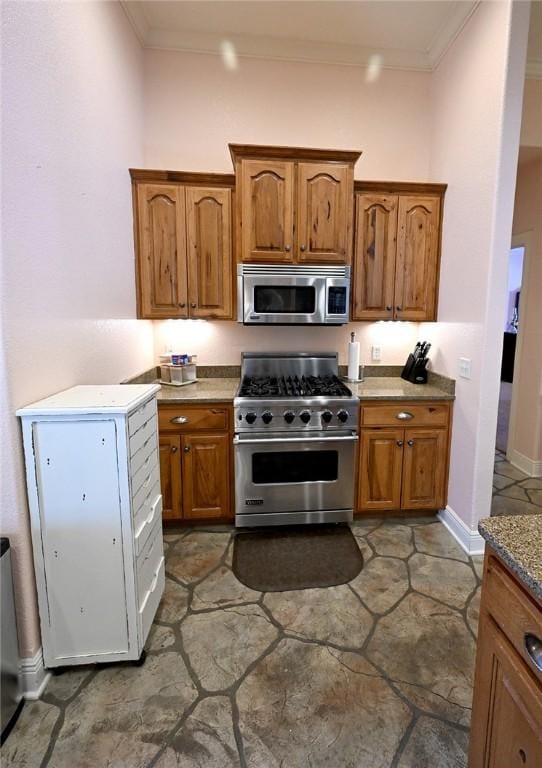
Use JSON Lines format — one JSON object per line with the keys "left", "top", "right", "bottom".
{"left": 186, "top": 187, "right": 232, "bottom": 319}
{"left": 132, "top": 172, "right": 234, "bottom": 320}
{"left": 297, "top": 163, "right": 352, "bottom": 264}
{"left": 230, "top": 145, "right": 361, "bottom": 264}
{"left": 136, "top": 184, "right": 188, "bottom": 318}
{"left": 352, "top": 194, "right": 398, "bottom": 320}
{"left": 395, "top": 195, "right": 441, "bottom": 321}
{"left": 240, "top": 159, "right": 295, "bottom": 262}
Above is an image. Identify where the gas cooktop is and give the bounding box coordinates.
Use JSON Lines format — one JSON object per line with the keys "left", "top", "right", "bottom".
{"left": 238, "top": 374, "right": 352, "bottom": 399}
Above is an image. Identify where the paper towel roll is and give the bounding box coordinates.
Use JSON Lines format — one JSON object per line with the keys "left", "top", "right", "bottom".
{"left": 348, "top": 340, "right": 360, "bottom": 381}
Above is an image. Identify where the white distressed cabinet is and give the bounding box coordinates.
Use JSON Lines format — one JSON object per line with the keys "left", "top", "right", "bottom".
{"left": 17, "top": 384, "right": 164, "bottom": 668}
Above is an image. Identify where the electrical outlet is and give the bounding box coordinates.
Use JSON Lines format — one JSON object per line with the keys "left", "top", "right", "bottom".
{"left": 459, "top": 357, "right": 472, "bottom": 379}
{"left": 371, "top": 345, "right": 382, "bottom": 362}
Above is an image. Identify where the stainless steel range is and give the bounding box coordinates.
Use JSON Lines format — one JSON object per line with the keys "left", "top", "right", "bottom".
{"left": 234, "top": 352, "right": 359, "bottom": 527}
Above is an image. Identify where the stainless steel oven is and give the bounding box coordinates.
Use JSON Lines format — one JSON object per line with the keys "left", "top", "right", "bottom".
{"left": 234, "top": 430, "right": 358, "bottom": 526}
{"left": 237, "top": 264, "right": 350, "bottom": 325}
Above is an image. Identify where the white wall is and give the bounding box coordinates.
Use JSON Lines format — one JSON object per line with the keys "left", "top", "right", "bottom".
{"left": 420, "top": 1, "right": 530, "bottom": 533}
{"left": 1, "top": 1, "right": 153, "bottom": 657}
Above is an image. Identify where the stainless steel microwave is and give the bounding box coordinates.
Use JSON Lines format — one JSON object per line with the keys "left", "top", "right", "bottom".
{"left": 237, "top": 264, "right": 351, "bottom": 325}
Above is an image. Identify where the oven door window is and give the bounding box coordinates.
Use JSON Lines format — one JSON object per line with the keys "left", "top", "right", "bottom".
{"left": 252, "top": 450, "right": 338, "bottom": 484}
{"left": 254, "top": 286, "right": 316, "bottom": 314}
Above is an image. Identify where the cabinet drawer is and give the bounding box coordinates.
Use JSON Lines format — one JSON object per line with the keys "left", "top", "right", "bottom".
{"left": 128, "top": 397, "right": 156, "bottom": 437}
{"left": 136, "top": 518, "right": 163, "bottom": 608}
{"left": 361, "top": 402, "right": 450, "bottom": 428}
{"left": 132, "top": 462, "right": 160, "bottom": 513}
{"left": 131, "top": 433, "right": 158, "bottom": 483}
{"left": 134, "top": 487, "right": 162, "bottom": 556}
{"left": 484, "top": 554, "right": 542, "bottom": 685}
{"left": 129, "top": 414, "right": 157, "bottom": 457}
{"left": 138, "top": 555, "right": 165, "bottom": 646}
{"left": 158, "top": 406, "right": 228, "bottom": 432}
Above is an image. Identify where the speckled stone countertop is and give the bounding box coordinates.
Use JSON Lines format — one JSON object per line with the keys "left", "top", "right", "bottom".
{"left": 348, "top": 377, "right": 454, "bottom": 401}
{"left": 479, "top": 515, "right": 542, "bottom": 601}
{"left": 156, "top": 378, "right": 239, "bottom": 404}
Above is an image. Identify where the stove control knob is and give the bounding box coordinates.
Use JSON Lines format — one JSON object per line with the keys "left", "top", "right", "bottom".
{"left": 337, "top": 410, "right": 349, "bottom": 423}
{"left": 322, "top": 410, "right": 333, "bottom": 424}
{"left": 300, "top": 411, "right": 311, "bottom": 424}
{"left": 261, "top": 411, "right": 273, "bottom": 425}
{"left": 245, "top": 412, "right": 257, "bottom": 424}
{"left": 283, "top": 411, "right": 295, "bottom": 424}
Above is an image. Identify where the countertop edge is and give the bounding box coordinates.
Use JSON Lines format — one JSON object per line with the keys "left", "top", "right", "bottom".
{"left": 478, "top": 520, "right": 542, "bottom": 603}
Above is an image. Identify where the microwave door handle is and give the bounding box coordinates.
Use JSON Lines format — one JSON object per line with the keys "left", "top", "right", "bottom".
{"left": 233, "top": 435, "right": 359, "bottom": 445}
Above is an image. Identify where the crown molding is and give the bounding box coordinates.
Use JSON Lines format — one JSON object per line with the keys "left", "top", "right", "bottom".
{"left": 121, "top": 1, "right": 150, "bottom": 46}
{"left": 426, "top": 1, "right": 480, "bottom": 69}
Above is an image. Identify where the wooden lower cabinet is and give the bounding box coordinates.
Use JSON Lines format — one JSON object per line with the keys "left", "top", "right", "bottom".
{"left": 469, "top": 553, "right": 542, "bottom": 767}
{"left": 159, "top": 435, "right": 182, "bottom": 521}
{"left": 181, "top": 433, "right": 231, "bottom": 520}
{"left": 158, "top": 403, "right": 233, "bottom": 523}
{"left": 357, "top": 400, "right": 451, "bottom": 514}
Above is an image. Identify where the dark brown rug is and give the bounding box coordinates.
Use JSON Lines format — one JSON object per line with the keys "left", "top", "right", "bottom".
{"left": 232, "top": 524, "right": 363, "bottom": 592}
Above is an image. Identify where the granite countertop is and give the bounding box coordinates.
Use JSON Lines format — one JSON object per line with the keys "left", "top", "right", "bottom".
{"left": 154, "top": 376, "right": 453, "bottom": 404}
{"left": 478, "top": 515, "right": 542, "bottom": 601}
{"left": 348, "top": 377, "right": 454, "bottom": 401}
{"left": 157, "top": 378, "right": 239, "bottom": 404}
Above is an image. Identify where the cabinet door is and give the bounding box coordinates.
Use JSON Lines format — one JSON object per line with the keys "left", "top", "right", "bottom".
{"left": 401, "top": 428, "right": 447, "bottom": 510}
{"left": 136, "top": 184, "right": 188, "bottom": 318}
{"left": 358, "top": 429, "right": 403, "bottom": 512}
{"left": 395, "top": 195, "right": 440, "bottom": 321}
{"left": 470, "top": 612, "right": 542, "bottom": 768}
{"left": 297, "top": 163, "right": 352, "bottom": 264}
{"left": 240, "top": 160, "right": 294, "bottom": 262}
{"left": 186, "top": 187, "right": 233, "bottom": 319}
{"left": 158, "top": 435, "right": 182, "bottom": 522}
{"left": 352, "top": 194, "right": 398, "bottom": 320}
{"left": 181, "top": 433, "right": 231, "bottom": 520}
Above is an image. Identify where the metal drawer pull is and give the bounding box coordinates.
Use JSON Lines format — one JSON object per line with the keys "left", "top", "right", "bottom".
{"left": 170, "top": 416, "right": 189, "bottom": 424}
{"left": 396, "top": 440, "right": 404, "bottom": 447}
{"left": 171, "top": 446, "right": 178, "bottom": 453}
{"left": 525, "top": 633, "right": 542, "bottom": 671}
{"left": 184, "top": 445, "right": 191, "bottom": 453}
{"left": 397, "top": 411, "right": 414, "bottom": 420}
{"left": 407, "top": 440, "right": 414, "bottom": 447}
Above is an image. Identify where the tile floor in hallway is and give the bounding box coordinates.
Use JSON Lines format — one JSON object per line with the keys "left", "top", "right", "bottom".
{"left": 492, "top": 449, "right": 542, "bottom": 516}
{"left": 3, "top": 517, "right": 482, "bottom": 768}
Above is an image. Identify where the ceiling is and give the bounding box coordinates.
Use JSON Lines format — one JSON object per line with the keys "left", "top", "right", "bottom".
{"left": 122, "top": 0, "right": 542, "bottom": 75}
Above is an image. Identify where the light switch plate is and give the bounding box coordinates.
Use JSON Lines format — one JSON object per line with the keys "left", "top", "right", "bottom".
{"left": 371, "top": 345, "right": 382, "bottom": 362}
{"left": 459, "top": 357, "right": 472, "bottom": 379}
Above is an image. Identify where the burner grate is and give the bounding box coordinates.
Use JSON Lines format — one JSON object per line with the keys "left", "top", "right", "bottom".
{"left": 238, "top": 374, "right": 352, "bottom": 398}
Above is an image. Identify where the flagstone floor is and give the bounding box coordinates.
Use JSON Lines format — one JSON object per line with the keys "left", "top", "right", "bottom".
{"left": 3, "top": 517, "right": 482, "bottom": 768}
{"left": 492, "top": 449, "right": 542, "bottom": 516}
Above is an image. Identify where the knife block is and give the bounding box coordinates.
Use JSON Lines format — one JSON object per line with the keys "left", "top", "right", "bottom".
{"left": 401, "top": 354, "right": 428, "bottom": 384}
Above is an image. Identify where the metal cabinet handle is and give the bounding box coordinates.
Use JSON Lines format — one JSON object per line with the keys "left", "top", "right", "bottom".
{"left": 407, "top": 439, "right": 414, "bottom": 447}
{"left": 191, "top": 303, "right": 197, "bottom": 309}
{"left": 285, "top": 245, "right": 291, "bottom": 252}
{"left": 300, "top": 245, "right": 306, "bottom": 252}
{"left": 170, "top": 416, "right": 189, "bottom": 425}
{"left": 184, "top": 445, "right": 191, "bottom": 453}
{"left": 525, "top": 633, "right": 542, "bottom": 671}
{"left": 396, "top": 411, "right": 414, "bottom": 420}
{"left": 386, "top": 305, "right": 392, "bottom": 311}
{"left": 396, "top": 305, "right": 403, "bottom": 311}
{"left": 396, "top": 440, "right": 404, "bottom": 447}
{"left": 171, "top": 445, "right": 178, "bottom": 453}
{"left": 179, "top": 302, "right": 186, "bottom": 308}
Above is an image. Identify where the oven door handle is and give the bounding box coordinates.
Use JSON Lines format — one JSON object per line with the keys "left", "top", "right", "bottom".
{"left": 233, "top": 435, "right": 359, "bottom": 445}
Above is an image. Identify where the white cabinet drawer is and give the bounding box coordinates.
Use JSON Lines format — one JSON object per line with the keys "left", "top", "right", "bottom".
{"left": 129, "top": 398, "right": 156, "bottom": 437}
{"left": 132, "top": 462, "right": 160, "bottom": 514}
{"left": 130, "top": 432, "right": 157, "bottom": 477}
{"left": 138, "top": 556, "right": 165, "bottom": 646}
{"left": 136, "top": 519, "right": 163, "bottom": 608}
{"left": 129, "top": 415, "right": 157, "bottom": 458}
{"left": 134, "top": 489, "right": 162, "bottom": 556}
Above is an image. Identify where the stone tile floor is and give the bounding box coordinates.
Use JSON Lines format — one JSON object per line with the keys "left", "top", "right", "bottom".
{"left": 3, "top": 517, "right": 483, "bottom": 768}
{"left": 492, "top": 448, "right": 542, "bottom": 516}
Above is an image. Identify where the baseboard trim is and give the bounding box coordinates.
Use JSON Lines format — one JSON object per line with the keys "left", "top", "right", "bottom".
{"left": 507, "top": 448, "right": 542, "bottom": 478}
{"left": 20, "top": 648, "right": 50, "bottom": 700}
{"left": 438, "top": 506, "right": 486, "bottom": 556}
